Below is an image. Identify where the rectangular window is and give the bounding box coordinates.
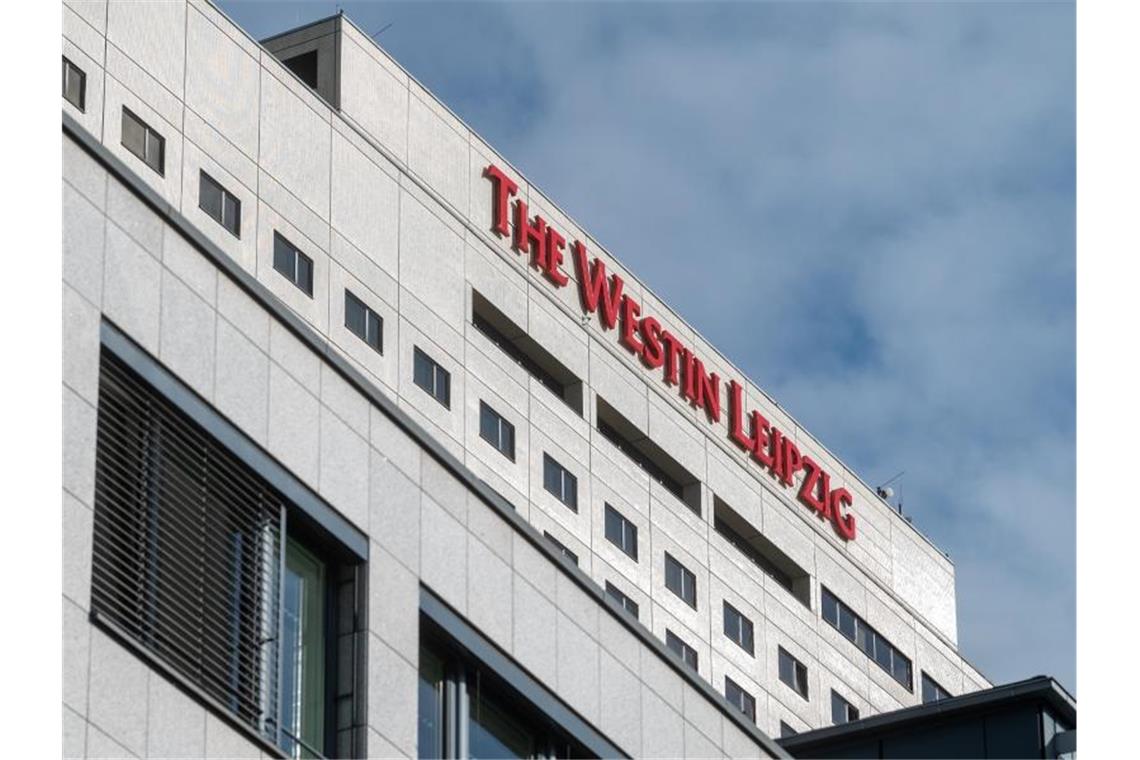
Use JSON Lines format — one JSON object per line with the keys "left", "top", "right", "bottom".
{"left": 603, "top": 503, "right": 638, "bottom": 561}
{"left": 121, "top": 107, "right": 165, "bottom": 175}
{"left": 344, "top": 290, "right": 383, "bottom": 354}
{"left": 472, "top": 291, "right": 584, "bottom": 415}
{"left": 604, "top": 581, "right": 639, "bottom": 620}
{"left": 664, "top": 552, "right": 697, "bottom": 609}
{"left": 62, "top": 56, "right": 86, "bottom": 111}
{"left": 831, "top": 689, "right": 860, "bottom": 725}
{"left": 198, "top": 171, "right": 241, "bottom": 237}
{"left": 724, "top": 677, "right": 756, "bottom": 723}
{"left": 723, "top": 601, "right": 755, "bottom": 656}
{"left": 665, "top": 629, "right": 699, "bottom": 672}
{"left": 479, "top": 401, "right": 516, "bottom": 461}
{"left": 543, "top": 532, "right": 578, "bottom": 566}
{"left": 821, "top": 587, "right": 913, "bottom": 691}
{"left": 419, "top": 628, "right": 596, "bottom": 759}
{"left": 542, "top": 454, "right": 578, "bottom": 511}
{"left": 778, "top": 647, "right": 809, "bottom": 700}
{"left": 413, "top": 347, "right": 451, "bottom": 408}
{"left": 272, "top": 232, "right": 314, "bottom": 297}
{"left": 89, "top": 348, "right": 365, "bottom": 758}
{"left": 921, "top": 672, "right": 952, "bottom": 704}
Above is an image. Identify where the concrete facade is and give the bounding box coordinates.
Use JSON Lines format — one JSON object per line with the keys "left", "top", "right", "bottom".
{"left": 62, "top": 1, "right": 990, "bottom": 757}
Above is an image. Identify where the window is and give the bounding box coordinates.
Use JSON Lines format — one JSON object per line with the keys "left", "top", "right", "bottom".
{"left": 778, "top": 647, "right": 809, "bottom": 700}
{"left": 822, "top": 587, "right": 913, "bottom": 691}
{"left": 543, "top": 532, "right": 578, "bottom": 566}
{"left": 543, "top": 454, "right": 578, "bottom": 511}
{"left": 471, "top": 291, "right": 583, "bottom": 414}
{"left": 723, "top": 601, "right": 755, "bottom": 656}
{"left": 62, "top": 56, "right": 86, "bottom": 111}
{"left": 665, "top": 629, "right": 699, "bottom": 672}
{"left": 121, "top": 107, "right": 165, "bottom": 175}
{"left": 198, "top": 171, "right": 241, "bottom": 237}
{"left": 419, "top": 628, "right": 594, "bottom": 759}
{"left": 272, "top": 232, "right": 314, "bottom": 297}
{"left": 921, "top": 672, "right": 952, "bottom": 704}
{"left": 664, "top": 552, "right": 697, "bottom": 609}
{"left": 89, "top": 347, "right": 365, "bottom": 759}
{"left": 724, "top": 677, "right": 756, "bottom": 723}
{"left": 603, "top": 504, "right": 638, "bottom": 561}
{"left": 413, "top": 347, "right": 450, "bottom": 408}
{"left": 831, "top": 690, "right": 860, "bottom": 725}
{"left": 779, "top": 722, "right": 798, "bottom": 739}
{"left": 479, "top": 402, "right": 516, "bottom": 461}
{"left": 604, "top": 581, "right": 639, "bottom": 619}
{"left": 344, "top": 290, "right": 383, "bottom": 354}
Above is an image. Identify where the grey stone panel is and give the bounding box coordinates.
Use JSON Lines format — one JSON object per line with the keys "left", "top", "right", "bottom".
{"left": 87, "top": 630, "right": 149, "bottom": 758}
{"left": 146, "top": 674, "right": 207, "bottom": 759}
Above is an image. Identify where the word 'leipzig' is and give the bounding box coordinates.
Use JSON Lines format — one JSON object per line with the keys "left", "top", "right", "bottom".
{"left": 485, "top": 164, "right": 857, "bottom": 541}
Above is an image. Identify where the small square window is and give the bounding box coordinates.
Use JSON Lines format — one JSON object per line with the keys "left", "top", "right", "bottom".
{"left": 272, "top": 232, "right": 313, "bottom": 297}
{"left": 198, "top": 171, "right": 241, "bottom": 237}
{"left": 479, "top": 401, "right": 515, "bottom": 461}
{"left": 63, "top": 56, "right": 86, "bottom": 112}
{"left": 831, "top": 689, "right": 860, "bottom": 725}
{"left": 664, "top": 552, "right": 697, "bottom": 609}
{"left": 543, "top": 532, "right": 577, "bottom": 566}
{"left": 724, "top": 677, "right": 756, "bottom": 723}
{"left": 604, "top": 581, "right": 639, "bottom": 619}
{"left": 121, "top": 107, "right": 165, "bottom": 175}
{"left": 723, "top": 601, "right": 754, "bottom": 656}
{"left": 921, "top": 672, "right": 950, "bottom": 704}
{"left": 603, "top": 504, "right": 638, "bottom": 561}
{"left": 778, "top": 647, "right": 809, "bottom": 700}
{"left": 542, "top": 454, "right": 577, "bottom": 511}
{"left": 665, "top": 629, "right": 699, "bottom": 672}
{"left": 344, "top": 290, "right": 383, "bottom": 354}
{"left": 413, "top": 347, "right": 451, "bottom": 408}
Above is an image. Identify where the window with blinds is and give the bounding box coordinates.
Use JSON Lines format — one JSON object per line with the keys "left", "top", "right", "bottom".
{"left": 90, "top": 345, "right": 367, "bottom": 758}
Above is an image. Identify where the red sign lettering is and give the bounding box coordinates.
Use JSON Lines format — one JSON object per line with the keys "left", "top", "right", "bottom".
{"left": 484, "top": 164, "right": 857, "bottom": 540}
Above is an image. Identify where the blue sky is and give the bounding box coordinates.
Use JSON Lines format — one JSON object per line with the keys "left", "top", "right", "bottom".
{"left": 220, "top": 1, "right": 1075, "bottom": 692}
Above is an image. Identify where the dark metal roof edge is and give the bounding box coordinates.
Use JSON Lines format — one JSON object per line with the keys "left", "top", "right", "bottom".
{"left": 778, "top": 675, "right": 1076, "bottom": 751}
{"left": 62, "top": 113, "right": 790, "bottom": 760}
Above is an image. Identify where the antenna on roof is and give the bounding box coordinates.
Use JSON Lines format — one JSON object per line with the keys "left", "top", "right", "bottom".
{"left": 876, "top": 470, "right": 906, "bottom": 513}
{"left": 370, "top": 21, "right": 394, "bottom": 39}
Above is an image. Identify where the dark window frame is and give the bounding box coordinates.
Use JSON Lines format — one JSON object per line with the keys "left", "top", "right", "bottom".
{"left": 344, "top": 290, "right": 383, "bottom": 354}
{"left": 723, "top": 601, "right": 755, "bottom": 656}
{"left": 830, "top": 689, "right": 860, "bottom": 725}
{"left": 412, "top": 347, "right": 451, "bottom": 409}
{"left": 778, "top": 646, "right": 809, "bottom": 700}
{"left": 120, "top": 106, "right": 165, "bottom": 176}
{"left": 603, "top": 581, "right": 639, "bottom": 619}
{"left": 479, "top": 401, "right": 516, "bottom": 461}
{"left": 272, "top": 231, "right": 314, "bottom": 297}
{"left": 603, "top": 503, "right": 638, "bottom": 561}
{"left": 724, "top": 676, "right": 756, "bottom": 723}
{"left": 921, "top": 671, "right": 952, "bottom": 704}
{"left": 821, "top": 587, "right": 913, "bottom": 692}
{"left": 63, "top": 55, "right": 86, "bottom": 112}
{"left": 664, "top": 552, "right": 697, "bottom": 609}
{"left": 89, "top": 332, "right": 368, "bottom": 759}
{"left": 665, "top": 629, "right": 699, "bottom": 672}
{"left": 198, "top": 170, "right": 242, "bottom": 238}
{"left": 543, "top": 531, "right": 578, "bottom": 566}
{"left": 542, "top": 453, "right": 578, "bottom": 511}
